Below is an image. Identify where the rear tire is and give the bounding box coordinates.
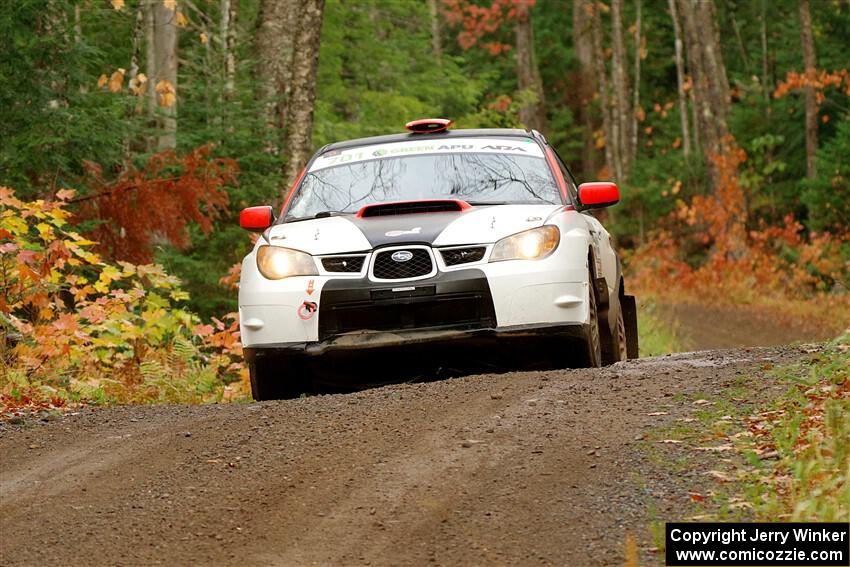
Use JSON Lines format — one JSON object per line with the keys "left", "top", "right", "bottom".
{"left": 602, "top": 305, "right": 628, "bottom": 365}
{"left": 249, "top": 356, "right": 310, "bottom": 401}
{"left": 575, "top": 273, "right": 602, "bottom": 368}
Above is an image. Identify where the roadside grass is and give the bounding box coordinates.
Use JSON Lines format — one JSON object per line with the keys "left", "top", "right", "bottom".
{"left": 637, "top": 332, "right": 848, "bottom": 563}
{"left": 637, "top": 301, "right": 684, "bottom": 356}
{"left": 646, "top": 334, "right": 848, "bottom": 540}
{"left": 741, "top": 334, "right": 850, "bottom": 521}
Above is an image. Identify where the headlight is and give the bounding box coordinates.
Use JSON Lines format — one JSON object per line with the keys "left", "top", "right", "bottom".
{"left": 256, "top": 245, "right": 318, "bottom": 280}
{"left": 489, "top": 226, "right": 560, "bottom": 262}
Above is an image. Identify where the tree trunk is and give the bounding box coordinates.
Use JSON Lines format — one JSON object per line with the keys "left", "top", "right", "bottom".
{"left": 677, "top": 0, "right": 729, "bottom": 187}
{"left": 798, "top": 0, "right": 818, "bottom": 178}
{"left": 222, "top": 0, "right": 237, "bottom": 102}
{"left": 255, "top": 0, "right": 299, "bottom": 154}
{"left": 630, "top": 0, "right": 642, "bottom": 166}
{"left": 428, "top": 0, "right": 443, "bottom": 63}
{"left": 281, "top": 0, "right": 325, "bottom": 190}
{"left": 124, "top": 4, "right": 145, "bottom": 159}
{"left": 610, "top": 0, "right": 631, "bottom": 180}
{"left": 590, "top": 0, "right": 618, "bottom": 181}
{"left": 668, "top": 0, "right": 691, "bottom": 157}
{"left": 153, "top": 1, "right": 179, "bottom": 150}
{"left": 730, "top": 11, "right": 751, "bottom": 73}
{"left": 573, "top": 0, "right": 597, "bottom": 178}
{"left": 514, "top": 3, "right": 546, "bottom": 132}
{"left": 696, "top": 1, "right": 730, "bottom": 128}
{"left": 74, "top": 3, "right": 86, "bottom": 94}
{"left": 144, "top": 0, "right": 156, "bottom": 138}
{"left": 760, "top": 0, "right": 770, "bottom": 103}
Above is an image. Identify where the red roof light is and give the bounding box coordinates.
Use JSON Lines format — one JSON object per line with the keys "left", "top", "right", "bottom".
{"left": 405, "top": 118, "right": 453, "bottom": 134}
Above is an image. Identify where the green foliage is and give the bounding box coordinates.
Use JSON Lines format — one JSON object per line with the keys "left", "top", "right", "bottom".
{"left": 802, "top": 117, "right": 850, "bottom": 232}
{"left": 636, "top": 301, "right": 684, "bottom": 357}
{"left": 0, "top": 1, "right": 130, "bottom": 197}
{"left": 313, "top": 0, "right": 483, "bottom": 146}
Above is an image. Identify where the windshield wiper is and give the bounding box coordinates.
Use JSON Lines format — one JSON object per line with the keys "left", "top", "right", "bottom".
{"left": 465, "top": 201, "right": 510, "bottom": 206}
{"left": 285, "top": 210, "right": 351, "bottom": 222}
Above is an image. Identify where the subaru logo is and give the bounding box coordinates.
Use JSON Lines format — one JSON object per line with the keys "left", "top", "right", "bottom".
{"left": 391, "top": 250, "right": 414, "bottom": 262}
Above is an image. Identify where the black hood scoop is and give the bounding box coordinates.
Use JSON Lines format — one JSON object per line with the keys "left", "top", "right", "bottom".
{"left": 356, "top": 199, "right": 471, "bottom": 218}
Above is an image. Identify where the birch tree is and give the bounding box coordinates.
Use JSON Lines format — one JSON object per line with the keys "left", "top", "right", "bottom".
{"left": 798, "top": 0, "right": 818, "bottom": 177}
{"left": 255, "top": 0, "right": 299, "bottom": 153}
{"left": 590, "top": 0, "right": 618, "bottom": 180}
{"left": 429, "top": 0, "right": 443, "bottom": 64}
{"left": 515, "top": 2, "right": 546, "bottom": 132}
{"left": 668, "top": 0, "right": 691, "bottom": 157}
{"left": 610, "top": 0, "right": 631, "bottom": 180}
{"left": 281, "top": 0, "right": 325, "bottom": 189}
{"left": 153, "top": 0, "right": 179, "bottom": 150}
{"left": 677, "top": 0, "right": 730, "bottom": 188}
{"left": 573, "top": 0, "right": 597, "bottom": 177}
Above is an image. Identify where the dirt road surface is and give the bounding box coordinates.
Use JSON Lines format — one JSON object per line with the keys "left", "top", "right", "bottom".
{"left": 1, "top": 343, "right": 809, "bottom": 567}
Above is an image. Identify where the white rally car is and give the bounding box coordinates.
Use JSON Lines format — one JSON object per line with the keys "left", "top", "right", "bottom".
{"left": 238, "top": 119, "right": 638, "bottom": 399}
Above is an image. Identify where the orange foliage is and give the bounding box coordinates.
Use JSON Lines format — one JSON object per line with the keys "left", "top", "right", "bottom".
{"left": 628, "top": 140, "right": 850, "bottom": 331}
{"left": 442, "top": 0, "right": 535, "bottom": 54}
{"left": 78, "top": 144, "right": 236, "bottom": 264}
{"left": 773, "top": 68, "right": 850, "bottom": 103}
{"left": 1, "top": 189, "right": 248, "bottom": 410}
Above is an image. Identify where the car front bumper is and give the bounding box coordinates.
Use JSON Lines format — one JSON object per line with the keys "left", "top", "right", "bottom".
{"left": 243, "top": 322, "right": 590, "bottom": 360}
{"left": 239, "top": 248, "right": 591, "bottom": 353}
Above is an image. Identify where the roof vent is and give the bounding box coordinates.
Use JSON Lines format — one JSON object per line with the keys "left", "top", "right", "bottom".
{"left": 405, "top": 118, "right": 453, "bottom": 134}
{"left": 357, "top": 199, "right": 470, "bottom": 218}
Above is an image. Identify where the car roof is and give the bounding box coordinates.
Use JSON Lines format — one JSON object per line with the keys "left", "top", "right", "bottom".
{"left": 318, "top": 128, "right": 548, "bottom": 154}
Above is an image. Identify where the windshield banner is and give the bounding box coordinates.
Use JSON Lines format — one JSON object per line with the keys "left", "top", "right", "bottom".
{"left": 310, "top": 137, "right": 544, "bottom": 171}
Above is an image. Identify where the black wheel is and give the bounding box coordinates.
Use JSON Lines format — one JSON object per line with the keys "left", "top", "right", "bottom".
{"left": 602, "top": 303, "right": 628, "bottom": 365}
{"left": 575, "top": 272, "right": 602, "bottom": 368}
{"left": 249, "top": 356, "right": 309, "bottom": 401}
{"left": 621, "top": 294, "right": 639, "bottom": 359}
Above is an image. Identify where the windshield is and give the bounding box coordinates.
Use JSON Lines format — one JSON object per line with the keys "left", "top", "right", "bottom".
{"left": 285, "top": 147, "right": 562, "bottom": 220}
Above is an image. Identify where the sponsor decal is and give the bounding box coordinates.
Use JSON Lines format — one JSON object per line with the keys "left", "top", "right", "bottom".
{"left": 309, "top": 138, "right": 544, "bottom": 171}
{"left": 436, "top": 144, "right": 473, "bottom": 150}
{"left": 297, "top": 301, "right": 318, "bottom": 321}
{"left": 385, "top": 227, "right": 422, "bottom": 237}
{"left": 481, "top": 145, "right": 527, "bottom": 152}
{"left": 391, "top": 250, "right": 414, "bottom": 263}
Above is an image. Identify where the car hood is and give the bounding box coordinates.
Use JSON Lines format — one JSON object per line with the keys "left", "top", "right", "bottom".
{"left": 263, "top": 204, "right": 564, "bottom": 254}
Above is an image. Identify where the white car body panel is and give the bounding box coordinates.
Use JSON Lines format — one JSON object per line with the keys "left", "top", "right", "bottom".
{"left": 239, "top": 204, "right": 618, "bottom": 348}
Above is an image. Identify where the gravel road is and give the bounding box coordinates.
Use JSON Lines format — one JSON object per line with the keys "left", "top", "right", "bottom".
{"left": 0, "top": 344, "right": 806, "bottom": 567}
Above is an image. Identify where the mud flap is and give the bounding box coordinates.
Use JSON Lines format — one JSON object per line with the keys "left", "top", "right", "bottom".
{"left": 621, "top": 295, "right": 639, "bottom": 359}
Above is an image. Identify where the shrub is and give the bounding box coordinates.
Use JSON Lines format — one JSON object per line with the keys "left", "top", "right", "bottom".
{"left": 0, "top": 187, "right": 248, "bottom": 411}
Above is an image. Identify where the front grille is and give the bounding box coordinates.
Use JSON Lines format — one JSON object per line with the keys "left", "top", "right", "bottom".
{"left": 322, "top": 256, "right": 365, "bottom": 273}
{"left": 372, "top": 248, "right": 433, "bottom": 280}
{"left": 318, "top": 271, "right": 496, "bottom": 341}
{"left": 441, "top": 247, "right": 486, "bottom": 266}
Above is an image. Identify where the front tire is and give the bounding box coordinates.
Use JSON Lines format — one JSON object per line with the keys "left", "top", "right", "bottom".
{"left": 249, "top": 356, "right": 309, "bottom": 401}
{"left": 575, "top": 273, "right": 602, "bottom": 368}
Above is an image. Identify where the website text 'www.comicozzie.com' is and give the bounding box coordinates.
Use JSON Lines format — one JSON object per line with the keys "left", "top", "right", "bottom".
{"left": 665, "top": 523, "right": 849, "bottom": 566}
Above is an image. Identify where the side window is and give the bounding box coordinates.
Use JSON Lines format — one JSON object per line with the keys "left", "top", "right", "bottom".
{"left": 552, "top": 151, "right": 580, "bottom": 205}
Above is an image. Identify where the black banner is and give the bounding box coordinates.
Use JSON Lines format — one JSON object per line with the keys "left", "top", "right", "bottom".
{"left": 666, "top": 523, "right": 849, "bottom": 566}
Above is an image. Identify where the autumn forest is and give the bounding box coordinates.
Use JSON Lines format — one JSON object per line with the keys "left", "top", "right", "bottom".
{"left": 1, "top": 0, "right": 849, "bottom": 404}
